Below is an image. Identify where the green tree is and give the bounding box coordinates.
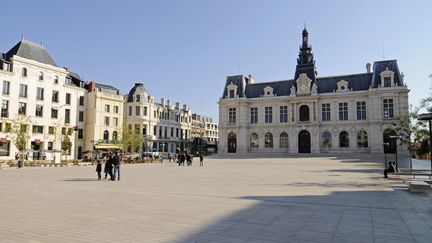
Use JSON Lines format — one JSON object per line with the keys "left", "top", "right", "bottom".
{"left": 8, "top": 116, "right": 31, "bottom": 154}
{"left": 118, "top": 126, "right": 143, "bottom": 153}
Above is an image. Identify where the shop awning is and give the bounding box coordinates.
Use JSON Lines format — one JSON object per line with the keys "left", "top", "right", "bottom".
{"left": 94, "top": 144, "right": 122, "bottom": 150}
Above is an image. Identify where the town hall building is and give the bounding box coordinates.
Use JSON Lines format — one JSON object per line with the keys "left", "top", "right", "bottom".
{"left": 218, "top": 28, "right": 409, "bottom": 154}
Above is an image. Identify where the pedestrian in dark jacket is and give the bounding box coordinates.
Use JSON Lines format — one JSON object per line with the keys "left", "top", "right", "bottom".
{"left": 199, "top": 154, "right": 204, "bottom": 166}
{"left": 112, "top": 153, "right": 121, "bottom": 181}
{"left": 104, "top": 156, "right": 113, "bottom": 180}
{"left": 96, "top": 160, "right": 102, "bottom": 180}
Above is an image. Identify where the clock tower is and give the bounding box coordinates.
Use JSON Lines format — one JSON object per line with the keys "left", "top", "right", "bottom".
{"left": 294, "top": 27, "right": 317, "bottom": 91}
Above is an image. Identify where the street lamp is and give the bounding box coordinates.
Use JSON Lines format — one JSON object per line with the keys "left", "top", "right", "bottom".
{"left": 389, "top": 135, "right": 401, "bottom": 170}
{"left": 418, "top": 112, "right": 432, "bottom": 172}
{"left": 383, "top": 142, "right": 389, "bottom": 169}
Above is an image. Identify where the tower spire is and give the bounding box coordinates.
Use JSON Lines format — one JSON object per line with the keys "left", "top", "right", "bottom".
{"left": 294, "top": 26, "right": 317, "bottom": 83}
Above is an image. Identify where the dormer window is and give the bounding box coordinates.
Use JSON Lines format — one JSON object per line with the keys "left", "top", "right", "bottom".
{"left": 38, "top": 72, "right": 44, "bottom": 81}
{"left": 54, "top": 75, "right": 59, "bottom": 84}
{"left": 135, "top": 95, "right": 141, "bottom": 102}
{"left": 263, "top": 86, "right": 274, "bottom": 97}
{"left": 22, "top": 67, "right": 27, "bottom": 77}
{"left": 380, "top": 68, "right": 395, "bottom": 87}
{"left": 336, "top": 80, "right": 349, "bottom": 92}
{"left": 226, "top": 82, "right": 238, "bottom": 99}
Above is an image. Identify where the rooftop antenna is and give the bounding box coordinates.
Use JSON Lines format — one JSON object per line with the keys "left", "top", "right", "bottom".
{"left": 21, "top": 35, "right": 24, "bottom": 41}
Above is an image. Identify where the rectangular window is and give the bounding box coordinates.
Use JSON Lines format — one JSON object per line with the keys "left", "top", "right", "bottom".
{"left": 48, "top": 142, "right": 53, "bottom": 151}
{"left": 66, "top": 93, "right": 71, "bottom": 105}
{"left": 229, "top": 90, "right": 235, "bottom": 98}
{"left": 78, "top": 111, "right": 84, "bottom": 122}
{"left": 2, "top": 81, "right": 10, "bottom": 95}
{"left": 322, "top": 103, "right": 331, "bottom": 121}
{"left": 129, "top": 106, "right": 132, "bottom": 116}
{"left": 32, "top": 125, "right": 43, "bottom": 134}
{"left": 144, "top": 107, "right": 148, "bottom": 116}
{"left": 265, "top": 106, "right": 272, "bottom": 123}
{"left": 65, "top": 109, "right": 70, "bottom": 123}
{"left": 19, "top": 84, "right": 27, "bottom": 98}
{"left": 105, "top": 104, "right": 110, "bottom": 113}
{"left": 176, "top": 128, "right": 179, "bottom": 137}
{"left": 35, "top": 105, "right": 43, "bottom": 117}
{"left": 52, "top": 90, "right": 59, "bottom": 103}
{"left": 228, "top": 108, "right": 236, "bottom": 124}
{"left": 280, "top": 106, "right": 288, "bottom": 123}
{"left": 18, "top": 102, "right": 26, "bottom": 115}
{"left": 339, "top": 102, "right": 348, "bottom": 121}
{"left": 356, "top": 101, "right": 367, "bottom": 120}
{"left": 164, "top": 127, "right": 167, "bottom": 138}
{"left": 135, "top": 95, "right": 140, "bottom": 102}
{"left": 114, "top": 118, "right": 118, "bottom": 127}
{"left": 51, "top": 108, "right": 58, "bottom": 119}
{"left": 135, "top": 106, "right": 140, "bottom": 116}
{"left": 104, "top": 116, "right": 110, "bottom": 126}
{"left": 48, "top": 126, "right": 55, "bottom": 134}
{"left": 78, "top": 129, "right": 84, "bottom": 139}
{"left": 36, "top": 87, "right": 44, "bottom": 100}
{"left": 384, "top": 77, "right": 391, "bottom": 87}
{"left": 114, "top": 106, "right": 119, "bottom": 113}
{"left": 250, "top": 107, "right": 258, "bottom": 124}
{"left": 1, "top": 100, "right": 8, "bottom": 118}
{"left": 383, "top": 99, "right": 394, "bottom": 118}
{"left": 79, "top": 96, "right": 84, "bottom": 106}
{"left": 171, "top": 127, "right": 174, "bottom": 137}
{"left": 143, "top": 125, "right": 147, "bottom": 135}
{"left": 153, "top": 126, "right": 157, "bottom": 135}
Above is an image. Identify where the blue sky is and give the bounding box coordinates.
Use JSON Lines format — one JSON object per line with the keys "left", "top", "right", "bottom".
{"left": 1, "top": 0, "right": 431, "bottom": 120}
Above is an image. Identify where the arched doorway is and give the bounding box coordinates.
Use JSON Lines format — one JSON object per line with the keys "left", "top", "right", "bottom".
{"left": 227, "top": 132, "right": 237, "bottom": 153}
{"left": 77, "top": 146, "right": 82, "bottom": 159}
{"left": 383, "top": 129, "right": 396, "bottom": 153}
{"left": 298, "top": 130, "right": 311, "bottom": 153}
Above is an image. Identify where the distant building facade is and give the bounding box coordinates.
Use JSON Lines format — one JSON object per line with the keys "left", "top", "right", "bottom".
{"left": 0, "top": 39, "right": 218, "bottom": 161}
{"left": 0, "top": 39, "right": 86, "bottom": 161}
{"left": 218, "top": 28, "right": 409, "bottom": 154}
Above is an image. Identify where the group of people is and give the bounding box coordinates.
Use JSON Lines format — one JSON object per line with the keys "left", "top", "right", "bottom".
{"left": 383, "top": 161, "right": 399, "bottom": 178}
{"left": 96, "top": 152, "right": 121, "bottom": 181}
{"left": 174, "top": 152, "right": 204, "bottom": 166}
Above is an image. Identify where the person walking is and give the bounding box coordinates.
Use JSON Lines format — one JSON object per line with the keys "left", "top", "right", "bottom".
{"left": 199, "top": 154, "right": 204, "bottom": 166}
{"left": 112, "top": 153, "right": 121, "bottom": 181}
{"left": 104, "top": 155, "right": 113, "bottom": 180}
{"left": 96, "top": 160, "right": 102, "bottom": 180}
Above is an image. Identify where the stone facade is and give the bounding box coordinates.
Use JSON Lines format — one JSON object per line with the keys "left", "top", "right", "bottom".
{"left": 218, "top": 28, "right": 409, "bottom": 155}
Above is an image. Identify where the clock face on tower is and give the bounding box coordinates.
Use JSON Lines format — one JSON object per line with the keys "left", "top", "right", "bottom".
{"left": 300, "top": 84, "right": 309, "bottom": 92}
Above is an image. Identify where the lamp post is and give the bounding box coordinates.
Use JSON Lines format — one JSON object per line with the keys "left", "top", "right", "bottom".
{"left": 383, "top": 142, "right": 389, "bottom": 169}
{"left": 418, "top": 112, "right": 432, "bottom": 172}
{"left": 389, "top": 135, "right": 401, "bottom": 170}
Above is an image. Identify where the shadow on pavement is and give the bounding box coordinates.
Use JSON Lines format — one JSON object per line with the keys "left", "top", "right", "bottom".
{"left": 173, "top": 190, "right": 430, "bottom": 243}
{"left": 62, "top": 178, "right": 99, "bottom": 182}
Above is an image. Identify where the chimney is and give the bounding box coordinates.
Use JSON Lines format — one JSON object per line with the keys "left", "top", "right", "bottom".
{"left": 160, "top": 98, "right": 165, "bottom": 106}
{"left": 167, "top": 99, "right": 171, "bottom": 107}
{"left": 175, "top": 102, "right": 180, "bottom": 109}
{"left": 183, "top": 104, "right": 187, "bottom": 110}
{"left": 87, "top": 81, "right": 96, "bottom": 92}
{"left": 366, "top": 63, "right": 371, "bottom": 73}
{"left": 248, "top": 74, "right": 255, "bottom": 84}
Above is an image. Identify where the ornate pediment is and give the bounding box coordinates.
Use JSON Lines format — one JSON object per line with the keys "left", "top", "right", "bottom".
{"left": 296, "top": 73, "right": 312, "bottom": 96}
{"left": 263, "top": 86, "right": 275, "bottom": 97}
{"left": 336, "top": 80, "right": 350, "bottom": 92}
{"left": 226, "top": 82, "right": 238, "bottom": 98}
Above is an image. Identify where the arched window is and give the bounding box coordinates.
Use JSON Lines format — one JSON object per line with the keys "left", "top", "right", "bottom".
{"left": 265, "top": 133, "right": 273, "bottom": 148}
{"left": 22, "top": 67, "right": 27, "bottom": 77}
{"left": 280, "top": 132, "right": 289, "bottom": 148}
{"left": 250, "top": 133, "right": 258, "bottom": 149}
{"left": 322, "top": 131, "right": 332, "bottom": 148}
{"left": 54, "top": 75, "right": 59, "bottom": 84}
{"left": 383, "top": 129, "right": 396, "bottom": 153}
{"left": 112, "top": 131, "right": 118, "bottom": 141}
{"left": 357, "top": 130, "right": 368, "bottom": 147}
{"left": 299, "top": 105, "right": 309, "bottom": 121}
{"left": 228, "top": 132, "right": 237, "bottom": 153}
{"left": 103, "top": 130, "right": 109, "bottom": 141}
{"left": 339, "top": 131, "right": 349, "bottom": 147}
{"left": 38, "top": 72, "right": 44, "bottom": 81}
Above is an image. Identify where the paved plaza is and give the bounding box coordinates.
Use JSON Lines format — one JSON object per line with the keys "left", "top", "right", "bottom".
{"left": 1, "top": 155, "right": 432, "bottom": 243}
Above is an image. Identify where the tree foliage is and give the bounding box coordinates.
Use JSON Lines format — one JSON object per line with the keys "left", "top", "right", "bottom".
{"left": 8, "top": 115, "right": 31, "bottom": 152}
{"left": 118, "top": 126, "right": 144, "bottom": 153}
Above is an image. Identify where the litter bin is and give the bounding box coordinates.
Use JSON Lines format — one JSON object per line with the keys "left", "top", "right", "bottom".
{"left": 18, "top": 159, "right": 24, "bottom": 168}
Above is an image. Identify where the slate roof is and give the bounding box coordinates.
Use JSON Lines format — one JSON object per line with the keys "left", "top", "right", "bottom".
{"left": 96, "top": 83, "right": 120, "bottom": 94}
{"left": 245, "top": 80, "right": 294, "bottom": 98}
{"left": 5, "top": 39, "right": 57, "bottom": 66}
{"left": 222, "top": 60, "right": 403, "bottom": 98}
{"left": 127, "top": 83, "right": 148, "bottom": 102}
